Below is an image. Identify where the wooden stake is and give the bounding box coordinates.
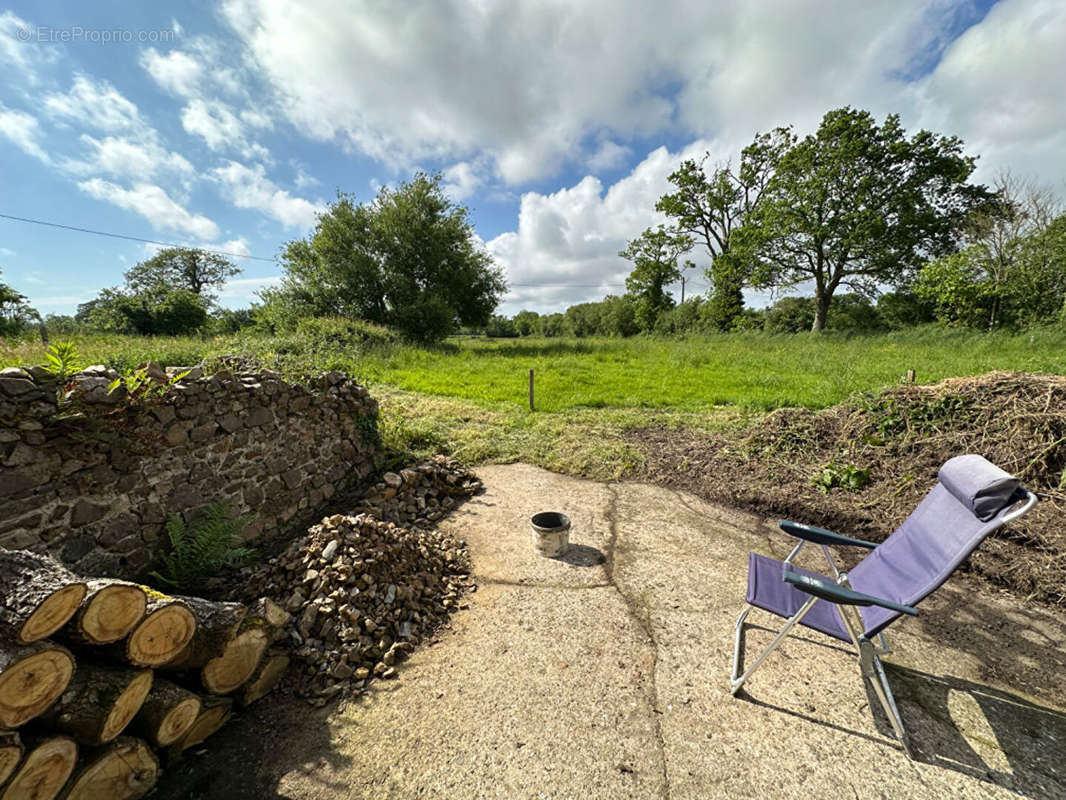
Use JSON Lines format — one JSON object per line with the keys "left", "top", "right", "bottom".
{"left": 906, "top": 369, "right": 916, "bottom": 384}
{"left": 528, "top": 369, "right": 534, "bottom": 411}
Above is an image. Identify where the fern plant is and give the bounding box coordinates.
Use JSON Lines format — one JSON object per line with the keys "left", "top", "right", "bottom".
{"left": 150, "top": 502, "right": 257, "bottom": 591}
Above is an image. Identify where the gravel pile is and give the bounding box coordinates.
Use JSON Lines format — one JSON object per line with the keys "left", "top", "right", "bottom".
{"left": 242, "top": 457, "right": 482, "bottom": 703}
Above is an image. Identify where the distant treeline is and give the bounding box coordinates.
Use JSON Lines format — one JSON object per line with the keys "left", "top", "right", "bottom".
{"left": 478, "top": 290, "right": 940, "bottom": 338}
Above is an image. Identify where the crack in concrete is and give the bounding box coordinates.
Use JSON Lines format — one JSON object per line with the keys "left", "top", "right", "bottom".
{"left": 603, "top": 482, "right": 673, "bottom": 800}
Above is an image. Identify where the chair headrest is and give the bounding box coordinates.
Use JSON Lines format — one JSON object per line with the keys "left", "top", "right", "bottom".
{"left": 938, "top": 454, "right": 1020, "bottom": 522}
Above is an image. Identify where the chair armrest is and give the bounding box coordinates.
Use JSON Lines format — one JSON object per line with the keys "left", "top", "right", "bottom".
{"left": 783, "top": 569, "right": 918, "bottom": 617}
{"left": 779, "top": 520, "right": 878, "bottom": 549}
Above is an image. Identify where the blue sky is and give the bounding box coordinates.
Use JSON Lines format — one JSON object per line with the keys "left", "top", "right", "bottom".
{"left": 1, "top": 0, "right": 1064, "bottom": 318}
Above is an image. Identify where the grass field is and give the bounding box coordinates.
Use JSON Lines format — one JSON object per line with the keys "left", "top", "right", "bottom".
{"left": 4, "top": 324, "right": 1064, "bottom": 477}
{"left": 4, "top": 325, "right": 1065, "bottom": 412}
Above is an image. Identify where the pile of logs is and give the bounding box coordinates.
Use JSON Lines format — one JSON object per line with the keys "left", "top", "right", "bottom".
{"left": 0, "top": 550, "right": 290, "bottom": 800}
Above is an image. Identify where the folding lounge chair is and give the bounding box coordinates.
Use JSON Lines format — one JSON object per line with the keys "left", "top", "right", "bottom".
{"left": 729, "top": 454, "right": 1038, "bottom": 755}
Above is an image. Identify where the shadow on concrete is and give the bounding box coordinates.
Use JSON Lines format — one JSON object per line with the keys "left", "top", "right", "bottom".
{"left": 887, "top": 666, "right": 1066, "bottom": 799}
{"left": 742, "top": 663, "right": 1066, "bottom": 800}
{"left": 556, "top": 544, "right": 606, "bottom": 567}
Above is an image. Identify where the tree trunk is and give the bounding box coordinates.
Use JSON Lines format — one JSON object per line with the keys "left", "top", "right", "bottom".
{"left": 41, "top": 664, "right": 153, "bottom": 746}
{"left": 235, "top": 651, "right": 290, "bottom": 707}
{"left": 57, "top": 736, "right": 158, "bottom": 800}
{"left": 162, "top": 696, "right": 231, "bottom": 762}
{"left": 130, "top": 679, "right": 201, "bottom": 747}
{"left": 199, "top": 623, "right": 269, "bottom": 695}
{"left": 0, "top": 639, "right": 75, "bottom": 728}
{"left": 115, "top": 597, "right": 196, "bottom": 667}
{"left": 0, "top": 732, "right": 22, "bottom": 788}
{"left": 811, "top": 290, "right": 832, "bottom": 332}
{"left": 0, "top": 551, "right": 87, "bottom": 644}
{"left": 163, "top": 598, "right": 246, "bottom": 670}
{"left": 0, "top": 735, "right": 77, "bottom": 800}
{"left": 63, "top": 580, "right": 147, "bottom": 646}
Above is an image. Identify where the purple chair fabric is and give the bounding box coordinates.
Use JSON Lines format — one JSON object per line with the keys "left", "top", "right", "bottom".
{"left": 746, "top": 455, "right": 1024, "bottom": 641}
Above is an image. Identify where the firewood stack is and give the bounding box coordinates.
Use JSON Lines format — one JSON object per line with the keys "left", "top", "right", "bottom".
{"left": 0, "top": 550, "right": 291, "bottom": 800}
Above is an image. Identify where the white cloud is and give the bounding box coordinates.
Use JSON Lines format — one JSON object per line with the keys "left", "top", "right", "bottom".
{"left": 212, "top": 160, "right": 324, "bottom": 228}
{"left": 0, "top": 247, "right": 15, "bottom": 257}
{"left": 0, "top": 11, "right": 56, "bottom": 79}
{"left": 0, "top": 104, "right": 50, "bottom": 163}
{"left": 292, "top": 164, "right": 318, "bottom": 191}
{"left": 44, "top": 76, "right": 144, "bottom": 133}
{"left": 441, "top": 161, "right": 483, "bottom": 202}
{"left": 487, "top": 140, "right": 716, "bottom": 314}
{"left": 218, "top": 274, "right": 282, "bottom": 298}
{"left": 77, "top": 179, "right": 220, "bottom": 240}
{"left": 140, "top": 48, "right": 204, "bottom": 97}
{"left": 217, "top": 237, "right": 252, "bottom": 259}
{"left": 181, "top": 98, "right": 271, "bottom": 160}
{"left": 63, "top": 135, "right": 194, "bottom": 181}
{"left": 588, "top": 140, "right": 633, "bottom": 173}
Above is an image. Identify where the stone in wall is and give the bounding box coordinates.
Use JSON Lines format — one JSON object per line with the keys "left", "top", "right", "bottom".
{"left": 0, "top": 363, "right": 378, "bottom": 578}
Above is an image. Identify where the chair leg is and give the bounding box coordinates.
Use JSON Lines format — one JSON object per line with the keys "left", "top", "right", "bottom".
{"left": 859, "top": 639, "right": 913, "bottom": 757}
{"left": 730, "top": 597, "right": 817, "bottom": 696}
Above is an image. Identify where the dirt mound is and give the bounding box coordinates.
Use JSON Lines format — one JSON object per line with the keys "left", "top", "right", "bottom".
{"left": 628, "top": 372, "right": 1066, "bottom": 606}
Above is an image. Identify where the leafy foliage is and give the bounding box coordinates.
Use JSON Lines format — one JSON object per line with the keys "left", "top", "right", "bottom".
{"left": 107, "top": 365, "right": 188, "bottom": 403}
{"left": 124, "top": 248, "right": 241, "bottom": 299}
{"left": 654, "top": 128, "right": 795, "bottom": 329}
{"left": 41, "top": 340, "right": 82, "bottom": 381}
{"left": 88, "top": 286, "right": 209, "bottom": 336}
{"left": 150, "top": 503, "right": 256, "bottom": 591}
{"left": 265, "top": 172, "right": 506, "bottom": 343}
{"left": 735, "top": 107, "right": 993, "bottom": 330}
{"left": 812, "top": 460, "right": 871, "bottom": 493}
{"left": 619, "top": 226, "right": 691, "bottom": 331}
{"left": 0, "top": 270, "right": 40, "bottom": 337}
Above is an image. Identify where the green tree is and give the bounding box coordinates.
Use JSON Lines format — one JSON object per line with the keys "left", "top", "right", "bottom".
{"left": 88, "top": 286, "right": 208, "bottom": 335}
{"left": 736, "top": 107, "right": 993, "bottom": 331}
{"left": 536, "top": 312, "right": 567, "bottom": 337}
{"left": 653, "top": 127, "right": 795, "bottom": 329}
{"left": 270, "top": 173, "right": 506, "bottom": 342}
{"left": 0, "top": 271, "right": 40, "bottom": 336}
{"left": 764, "top": 296, "right": 814, "bottom": 334}
{"left": 125, "top": 247, "right": 241, "bottom": 299}
{"left": 485, "top": 314, "right": 518, "bottom": 337}
{"left": 564, "top": 302, "right": 605, "bottom": 337}
{"left": 512, "top": 310, "right": 540, "bottom": 336}
{"left": 619, "top": 226, "right": 692, "bottom": 331}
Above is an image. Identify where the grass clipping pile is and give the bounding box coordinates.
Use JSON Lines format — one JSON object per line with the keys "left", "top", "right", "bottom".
{"left": 631, "top": 372, "right": 1066, "bottom": 606}
{"left": 242, "top": 456, "right": 481, "bottom": 704}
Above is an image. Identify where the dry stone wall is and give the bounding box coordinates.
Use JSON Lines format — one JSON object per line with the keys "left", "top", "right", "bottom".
{"left": 0, "top": 364, "right": 378, "bottom": 577}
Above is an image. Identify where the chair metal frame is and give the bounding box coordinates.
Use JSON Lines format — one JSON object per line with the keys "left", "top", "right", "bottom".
{"left": 729, "top": 490, "right": 1038, "bottom": 755}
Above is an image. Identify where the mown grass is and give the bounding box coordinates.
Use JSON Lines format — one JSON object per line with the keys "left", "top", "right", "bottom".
{"left": 4, "top": 324, "right": 1065, "bottom": 413}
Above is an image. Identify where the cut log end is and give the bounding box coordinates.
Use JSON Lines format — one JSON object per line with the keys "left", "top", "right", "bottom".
{"left": 0, "top": 736, "right": 77, "bottom": 800}
{"left": 132, "top": 679, "right": 202, "bottom": 747}
{"left": 58, "top": 737, "right": 159, "bottom": 800}
{"left": 153, "top": 696, "right": 201, "bottom": 748}
{"left": 125, "top": 601, "right": 196, "bottom": 667}
{"left": 0, "top": 642, "right": 75, "bottom": 729}
{"left": 0, "top": 732, "right": 23, "bottom": 787}
{"left": 166, "top": 697, "right": 231, "bottom": 761}
{"left": 19, "top": 584, "right": 88, "bottom": 644}
{"left": 76, "top": 583, "right": 148, "bottom": 644}
{"left": 237, "top": 653, "right": 290, "bottom": 707}
{"left": 201, "top": 627, "right": 269, "bottom": 695}
{"left": 100, "top": 669, "right": 154, "bottom": 743}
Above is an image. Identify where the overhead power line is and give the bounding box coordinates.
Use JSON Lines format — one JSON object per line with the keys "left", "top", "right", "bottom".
{"left": 0, "top": 211, "right": 706, "bottom": 291}
{"left": 0, "top": 211, "right": 276, "bottom": 262}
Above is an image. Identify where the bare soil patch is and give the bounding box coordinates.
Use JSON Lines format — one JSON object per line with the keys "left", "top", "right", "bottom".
{"left": 626, "top": 371, "right": 1066, "bottom": 606}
